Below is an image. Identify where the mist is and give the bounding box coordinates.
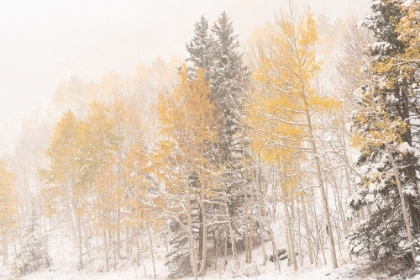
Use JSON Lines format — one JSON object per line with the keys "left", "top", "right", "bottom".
{"left": 0, "top": 0, "right": 370, "bottom": 156}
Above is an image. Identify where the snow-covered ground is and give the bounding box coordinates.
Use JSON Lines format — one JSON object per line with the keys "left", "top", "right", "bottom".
{"left": 1, "top": 222, "right": 419, "bottom": 280}
{"left": 4, "top": 256, "right": 417, "bottom": 280}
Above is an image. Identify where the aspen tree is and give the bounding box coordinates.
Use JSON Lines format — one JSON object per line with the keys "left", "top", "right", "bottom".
{"left": 85, "top": 102, "right": 121, "bottom": 262}
{"left": 0, "top": 160, "right": 18, "bottom": 266}
{"left": 248, "top": 6, "right": 340, "bottom": 268}
{"left": 121, "top": 141, "right": 164, "bottom": 277}
{"left": 41, "top": 111, "right": 87, "bottom": 268}
{"left": 157, "top": 66, "right": 218, "bottom": 278}
{"left": 42, "top": 104, "right": 120, "bottom": 269}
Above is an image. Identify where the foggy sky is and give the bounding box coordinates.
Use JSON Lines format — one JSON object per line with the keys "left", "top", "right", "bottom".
{"left": 0, "top": 0, "right": 370, "bottom": 156}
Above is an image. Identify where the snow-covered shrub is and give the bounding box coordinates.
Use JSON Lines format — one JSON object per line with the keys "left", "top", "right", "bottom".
{"left": 238, "top": 263, "right": 259, "bottom": 278}
{"left": 165, "top": 220, "right": 192, "bottom": 279}
{"left": 14, "top": 212, "right": 50, "bottom": 276}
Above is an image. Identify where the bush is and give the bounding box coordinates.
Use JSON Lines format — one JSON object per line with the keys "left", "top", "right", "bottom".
{"left": 14, "top": 211, "right": 50, "bottom": 276}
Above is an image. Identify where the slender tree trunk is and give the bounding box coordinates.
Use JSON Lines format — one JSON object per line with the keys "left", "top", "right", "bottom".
{"left": 141, "top": 241, "right": 146, "bottom": 277}
{"left": 111, "top": 232, "right": 116, "bottom": 271}
{"left": 136, "top": 234, "right": 140, "bottom": 267}
{"left": 268, "top": 227, "right": 281, "bottom": 271}
{"left": 297, "top": 200, "right": 303, "bottom": 266}
{"left": 69, "top": 206, "right": 77, "bottom": 248}
{"left": 334, "top": 218, "right": 342, "bottom": 256}
{"left": 76, "top": 211, "right": 83, "bottom": 269}
{"left": 258, "top": 219, "right": 268, "bottom": 265}
{"left": 198, "top": 201, "right": 208, "bottom": 276}
{"left": 331, "top": 174, "right": 348, "bottom": 236}
{"left": 125, "top": 224, "right": 130, "bottom": 257}
{"left": 386, "top": 145, "right": 417, "bottom": 264}
{"left": 307, "top": 117, "right": 338, "bottom": 268}
{"left": 214, "top": 228, "right": 218, "bottom": 271}
{"left": 287, "top": 233, "right": 293, "bottom": 267}
{"left": 222, "top": 188, "right": 238, "bottom": 267}
{"left": 224, "top": 229, "right": 228, "bottom": 271}
{"left": 198, "top": 207, "right": 203, "bottom": 265}
{"left": 302, "top": 198, "right": 314, "bottom": 265}
{"left": 311, "top": 200, "right": 324, "bottom": 265}
{"left": 272, "top": 171, "right": 277, "bottom": 222}
{"left": 302, "top": 88, "right": 338, "bottom": 268}
{"left": 95, "top": 234, "right": 99, "bottom": 254}
{"left": 249, "top": 208, "right": 255, "bottom": 262}
{"left": 83, "top": 220, "right": 90, "bottom": 257}
{"left": 104, "top": 230, "right": 109, "bottom": 272}
{"left": 244, "top": 184, "right": 250, "bottom": 263}
{"left": 146, "top": 221, "right": 157, "bottom": 278}
{"left": 3, "top": 231, "right": 8, "bottom": 266}
{"left": 164, "top": 230, "right": 169, "bottom": 265}
{"left": 227, "top": 219, "right": 238, "bottom": 267}
{"left": 256, "top": 156, "right": 268, "bottom": 265}
{"left": 248, "top": 176, "right": 255, "bottom": 263}
{"left": 116, "top": 207, "right": 121, "bottom": 259}
{"left": 282, "top": 191, "right": 297, "bottom": 271}
{"left": 197, "top": 165, "right": 208, "bottom": 276}
{"left": 187, "top": 193, "right": 198, "bottom": 280}
{"left": 60, "top": 217, "right": 64, "bottom": 247}
{"left": 12, "top": 233, "right": 17, "bottom": 259}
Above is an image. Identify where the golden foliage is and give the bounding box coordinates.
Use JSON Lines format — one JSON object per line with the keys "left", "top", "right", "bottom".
{"left": 248, "top": 8, "right": 340, "bottom": 202}
{"left": 0, "top": 160, "right": 19, "bottom": 232}
{"left": 157, "top": 65, "right": 218, "bottom": 193}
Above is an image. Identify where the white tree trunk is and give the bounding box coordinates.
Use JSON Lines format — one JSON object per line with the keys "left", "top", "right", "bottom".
{"left": 301, "top": 198, "right": 314, "bottom": 265}
{"left": 146, "top": 220, "right": 157, "bottom": 278}
{"left": 198, "top": 200, "right": 208, "bottom": 276}
{"left": 104, "top": 230, "right": 109, "bottom": 272}
{"left": 282, "top": 189, "right": 297, "bottom": 271}
{"left": 386, "top": 145, "right": 417, "bottom": 264}
{"left": 305, "top": 110, "right": 338, "bottom": 269}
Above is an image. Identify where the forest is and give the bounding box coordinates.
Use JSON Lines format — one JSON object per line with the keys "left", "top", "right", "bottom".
{"left": 2, "top": 0, "right": 420, "bottom": 279}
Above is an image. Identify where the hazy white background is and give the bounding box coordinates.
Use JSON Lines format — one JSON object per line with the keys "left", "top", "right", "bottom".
{"left": 0, "top": 0, "right": 370, "bottom": 156}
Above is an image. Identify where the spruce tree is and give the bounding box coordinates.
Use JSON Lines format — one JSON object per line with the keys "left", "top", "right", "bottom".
{"left": 348, "top": 0, "right": 420, "bottom": 262}
{"left": 186, "top": 16, "right": 215, "bottom": 75}
{"left": 186, "top": 12, "right": 249, "bottom": 166}
{"left": 185, "top": 12, "right": 249, "bottom": 259}
{"left": 184, "top": 17, "right": 213, "bottom": 268}
{"left": 210, "top": 11, "right": 249, "bottom": 250}
{"left": 165, "top": 221, "right": 192, "bottom": 279}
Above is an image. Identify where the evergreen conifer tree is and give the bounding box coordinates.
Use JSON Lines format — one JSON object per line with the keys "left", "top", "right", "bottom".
{"left": 14, "top": 211, "right": 50, "bottom": 276}
{"left": 210, "top": 11, "right": 249, "bottom": 250}
{"left": 348, "top": 0, "right": 420, "bottom": 262}
{"left": 186, "top": 13, "right": 249, "bottom": 255}
{"left": 186, "top": 15, "right": 215, "bottom": 75}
